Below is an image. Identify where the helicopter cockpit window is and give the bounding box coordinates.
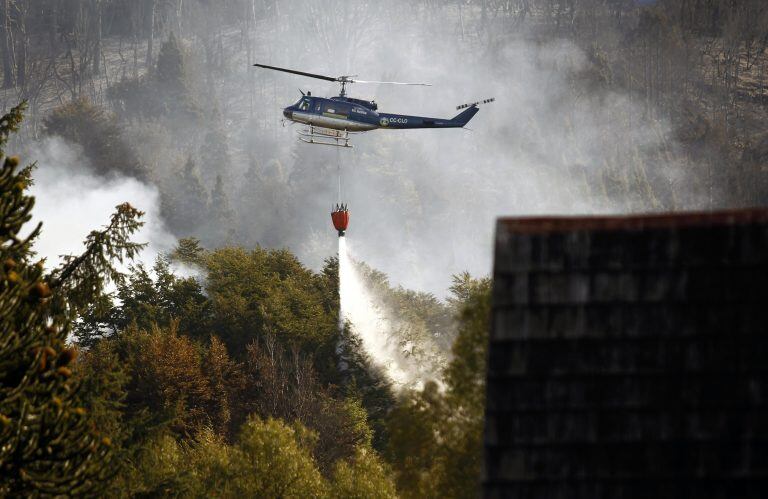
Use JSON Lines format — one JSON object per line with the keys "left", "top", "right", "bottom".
{"left": 298, "top": 99, "right": 310, "bottom": 111}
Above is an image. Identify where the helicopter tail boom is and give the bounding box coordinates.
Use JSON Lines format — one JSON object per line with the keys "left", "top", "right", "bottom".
{"left": 451, "top": 106, "right": 480, "bottom": 126}
{"left": 378, "top": 105, "right": 479, "bottom": 129}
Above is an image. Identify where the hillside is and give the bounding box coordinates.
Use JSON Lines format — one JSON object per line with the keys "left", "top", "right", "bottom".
{"left": 0, "top": 1, "right": 766, "bottom": 497}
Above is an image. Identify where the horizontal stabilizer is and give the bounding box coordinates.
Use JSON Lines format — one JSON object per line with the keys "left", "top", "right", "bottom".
{"left": 456, "top": 97, "right": 495, "bottom": 110}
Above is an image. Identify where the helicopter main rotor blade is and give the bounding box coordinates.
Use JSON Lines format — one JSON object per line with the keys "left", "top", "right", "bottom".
{"left": 253, "top": 64, "right": 432, "bottom": 88}
{"left": 253, "top": 63, "right": 337, "bottom": 82}
{"left": 351, "top": 80, "right": 432, "bottom": 86}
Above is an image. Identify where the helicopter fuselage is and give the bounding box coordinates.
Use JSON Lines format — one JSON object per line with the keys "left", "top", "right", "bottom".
{"left": 283, "top": 95, "right": 478, "bottom": 132}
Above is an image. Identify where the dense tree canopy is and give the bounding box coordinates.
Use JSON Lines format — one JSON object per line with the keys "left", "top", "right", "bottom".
{"left": 0, "top": 103, "right": 145, "bottom": 496}
{"left": 65, "top": 229, "right": 492, "bottom": 497}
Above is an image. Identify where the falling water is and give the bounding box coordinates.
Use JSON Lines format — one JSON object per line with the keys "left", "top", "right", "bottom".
{"left": 338, "top": 235, "right": 347, "bottom": 335}
{"left": 338, "top": 236, "right": 420, "bottom": 387}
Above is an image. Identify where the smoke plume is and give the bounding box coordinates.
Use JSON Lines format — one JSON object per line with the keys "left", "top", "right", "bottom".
{"left": 27, "top": 137, "right": 175, "bottom": 271}
{"left": 230, "top": 2, "right": 706, "bottom": 296}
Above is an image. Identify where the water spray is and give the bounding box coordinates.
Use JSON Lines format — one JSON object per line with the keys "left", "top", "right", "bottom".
{"left": 331, "top": 146, "right": 433, "bottom": 388}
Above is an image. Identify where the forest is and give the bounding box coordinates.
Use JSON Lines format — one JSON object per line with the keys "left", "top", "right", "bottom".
{"left": 1, "top": 0, "right": 767, "bottom": 497}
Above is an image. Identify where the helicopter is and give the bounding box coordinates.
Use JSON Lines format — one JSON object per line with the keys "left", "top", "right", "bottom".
{"left": 253, "top": 63, "right": 493, "bottom": 147}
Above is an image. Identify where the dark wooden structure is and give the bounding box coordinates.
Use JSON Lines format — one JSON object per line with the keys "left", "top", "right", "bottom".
{"left": 484, "top": 210, "right": 768, "bottom": 498}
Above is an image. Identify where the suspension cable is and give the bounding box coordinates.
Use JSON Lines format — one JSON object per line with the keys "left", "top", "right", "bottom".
{"left": 336, "top": 137, "right": 342, "bottom": 203}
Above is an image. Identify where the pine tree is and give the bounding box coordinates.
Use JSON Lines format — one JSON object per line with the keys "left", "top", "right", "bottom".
{"left": 155, "top": 32, "right": 199, "bottom": 124}
{"left": 207, "top": 174, "right": 235, "bottom": 244}
{"left": 237, "top": 155, "right": 290, "bottom": 247}
{"left": 156, "top": 33, "right": 184, "bottom": 87}
{"left": 236, "top": 157, "right": 263, "bottom": 245}
{"left": 171, "top": 237, "right": 206, "bottom": 265}
{"left": 162, "top": 156, "right": 209, "bottom": 237}
{"left": 198, "top": 108, "right": 231, "bottom": 186}
{"left": 0, "top": 102, "right": 145, "bottom": 495}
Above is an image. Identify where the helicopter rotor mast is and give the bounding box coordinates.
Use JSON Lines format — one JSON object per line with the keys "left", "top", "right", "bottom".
{"left": 252, "top": 63, "right": 431, "bottom": 97}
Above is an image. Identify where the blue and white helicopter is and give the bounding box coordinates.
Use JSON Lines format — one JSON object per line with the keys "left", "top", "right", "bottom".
{"left": 253, "top": 63, "right": 493, "bottom": 147}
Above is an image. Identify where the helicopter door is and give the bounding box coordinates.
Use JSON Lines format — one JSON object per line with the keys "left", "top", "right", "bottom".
{"left": 322, "top": 101, "right": 350, "bottom": 118}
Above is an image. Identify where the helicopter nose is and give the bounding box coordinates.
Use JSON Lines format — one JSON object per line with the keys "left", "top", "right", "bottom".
{"left": 283, "top": 109, "right": 293, "bottom": 120}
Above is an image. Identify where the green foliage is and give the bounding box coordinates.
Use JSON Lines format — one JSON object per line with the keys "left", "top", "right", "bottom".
{"left": 162, "top": 156, "right": 210, "bottom": 238}
{"left": 384, "top": 382, "right": 445, "bottom": 497}
{"left": 444, "top": 274, "right": 492, "bottom": 421}
{"left": 76, "top": 341, "right": 129, "bottom": 449}
{"left": 235, "top": 156, "right": 292, "bottom": 248}
{"left": 429, "top": 275, "right": 491, "bottom": 498}
{"left": 43, "top": 98, "right": 147, "bottom": 180}
{"left": 108, "top": 33, "right": 200, "bottom": 128}
{"left": 198, "top": 110, "right": 232, "bottom": 183}
{"left": 155, "top": 33, "right": 200, "bottom": 124}
{"left": 83, "top": 319, "right": 388, "bottom": 495}
{"left": 123, "top": 418, "right": 329, "bottom": 498}
{"left": 68, "top": 232, "right": 491, "bottom": 497}
{"left": 75, "top": 256, "right": 210, "bottom": 346}
{"left": 123, "top": 418, "right": 400, "bottom": 499}
{"left": 241, "top": 336, "right": 372, "bottom": 472}
{"left": 204, "top": 246, "right": 337, "bottom": 353}
{"left": 172, "top": 237, "right": 206, "bottom": 265}
{"left": 0, "top": 102, "right": 145, "bottom": 496}
{"left": 335, "top": 324, "right": 397, "bottom": 451}
{"left": 120, "top": 432, "right": 194, "bottom": 497}
{"left": 206, "top": 174, "right": 235, "bottom": 244}
{"left": 156, "top": 33, "right": 185, "bottom": 89}
{"left": 231, "top": 417, "right": 329, "bottom": 497}
{"left": 349, "top": 260, "right": 455, "bottom": 385}
{"left": 76, "top": 241, "right": 343, "bottom": 364}
{"left": 332, "top": 447, "right": 398, "bottom": 499}
{"left": 50, "top": 203, "right": 146, "bottom": 316}
{"left": 89, "top": 323, "right": 233, "bottom": 444}
{"left": 385, "top": 274, "right": 491, "bottom": 499}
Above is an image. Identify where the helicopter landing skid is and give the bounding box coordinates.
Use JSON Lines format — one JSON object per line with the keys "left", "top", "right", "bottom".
{"left": 298, "top": 125, "right": 355, "bottom": 148}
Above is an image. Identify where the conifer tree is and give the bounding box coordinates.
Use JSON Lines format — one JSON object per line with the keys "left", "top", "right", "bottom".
{"left": 171, "top": 237, "right": 206, "bottom": 265}
{"left": 162, "top": 156, "right": 209, "bottom": 237}
{"left": 207, "top": 174, "right": 235, "bottom": 244}
{"left": 106, "top": 33, "right": 199, "bottom": 128}
{"left": 198, "top": 108, "right": 231, "bottom": 185}
{"left": 155, "top": 32, "right": 199, "bottom": 124}
{"left": 155, "top": 33, "right": 184, "bottom": 88}
{"left": 236, "top": 157, "right": 263, "bottom": 245}
{"left": 236, "top": 155, "right": 291, "bottom": 247}
{"left": 0, "top": 102, "right": 145, "bottom": 496}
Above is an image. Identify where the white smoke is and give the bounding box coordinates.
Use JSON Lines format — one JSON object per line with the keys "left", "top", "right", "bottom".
{"left": 27, "top": 137, "right": 176, "bottom": 271}
{"left": 237, "top": 3, "right": 707, "bottom": 297}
